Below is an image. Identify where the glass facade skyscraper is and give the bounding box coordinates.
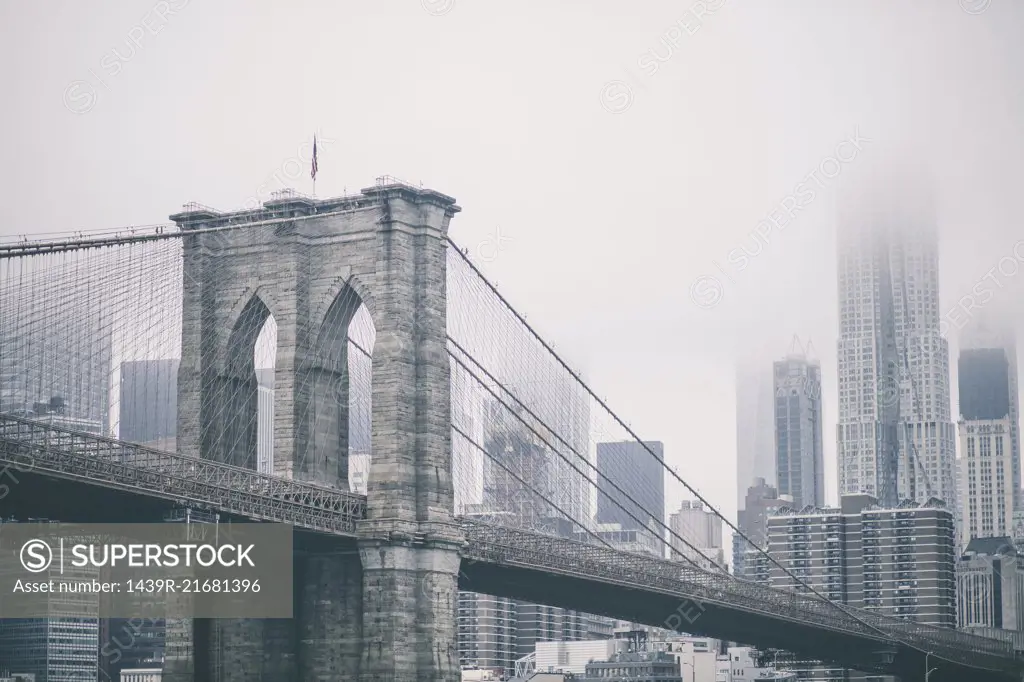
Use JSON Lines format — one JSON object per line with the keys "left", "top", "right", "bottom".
{"left": 595, "top": 441, "right": 665, "bottom": 534}
{"left": 773, "top": 353, "right": 825, "bottom": 510}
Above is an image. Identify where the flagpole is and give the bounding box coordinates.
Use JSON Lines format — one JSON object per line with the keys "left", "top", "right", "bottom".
{"left": 311, "top": 132, "right": 318, "bottom": 198}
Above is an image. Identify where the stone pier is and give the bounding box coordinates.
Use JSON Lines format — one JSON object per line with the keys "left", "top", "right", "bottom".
{"left": 168, "top": 181, "right": 463, "bottom": 680}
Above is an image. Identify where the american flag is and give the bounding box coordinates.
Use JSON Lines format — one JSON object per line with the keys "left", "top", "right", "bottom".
{"left": 311, "top": 134, "right": 318, "bottom": 181}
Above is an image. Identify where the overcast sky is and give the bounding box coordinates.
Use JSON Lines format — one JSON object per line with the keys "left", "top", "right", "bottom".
{"left": 2, "top": 0, "right": 1023, "bottom": 528}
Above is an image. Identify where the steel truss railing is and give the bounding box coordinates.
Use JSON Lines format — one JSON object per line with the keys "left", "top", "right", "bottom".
{"left": 0, "top": 415, "right": 365, "bottom": 534}
{"left": 458, "top": 520, "right": 1018, "bottom": 674}
{"left": 0, "top": 416, "right": 1017, "bottom": 674}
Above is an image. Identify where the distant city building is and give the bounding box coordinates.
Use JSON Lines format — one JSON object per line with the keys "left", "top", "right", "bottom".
{"left": 534, "top": 639, "right": 627, "bottom": 676}
{"left": 349, "top": 452, "right": 370, "bottom": 495}
{"left": 596, "top": 441, "right": 665, "bottom": 535}
{"left": 256, "top": 367, "right": 274, "bottom": 474}
{"left": 24, "top": 397, "right": 103, "bottom": 435}
{"left": 479, "top": 400, "right": 563, "bottom": 533}
{"left": 957, "top": 323, "right": 1021, "bottom": 551}
{"left": 120, "top": 669, "right": 162, "bottom": 682}
{"left": 118, "top": 359, "right": 178, "bottom": 443}
{"left": 732, "top": 479, "right": 790, "bottom": 579}
{"left": 669, "top": 501, "right": 724, "bottom": 569}
{"left": 960, "top": 418, "right": 1015, "bottom": 546}
{"left": 959, "top": 319, "right": 1021, "bottom": 510}
{"left": 736, "top": 361, "right": 777, "bottom": 509}
{"left": 575, "top": 523, "right": 662, "bottom": 558}
{"left": 346, "top": 344, "right": 372, "bottom": 456}
{"left": 457, "top": 590, "right": 517, "bottom": 675}
{"left": 498, "top": 369, "right": 592, "bottom": 526}
{"left": 762, "top": 650, "right": 849, "bottom": 682}
{"left": 460, "top": 387, "right": 594, "bottom": 678}
{"left": 725, "top": 647, "right": 783, "bottom": 681}
{"left": 836, "top": 166, "right": 955, "bottom": 508}
{"left": 957, "top": 536, "right": 1024, "bottom": 633}
{"left": 0, "top": 282, "right": 114, "bottom": 434}
{"left": 1015, "top": 510, "right": 1024, "bottom": 541}
{"left": 0, "top": 522, "right": 100, "bottom": 682}
{"left": 581, "top": 650, "right": 680, "bottom": 681}
{"left": 956, "top": 456, "right": 965, "bottom": 548}
{"left": 99, "top": 616, "right": 165, "bottom": 682}
{"left": 773, "top": 346, "right": 825, "bottom": 510}
{"left": 0, "top": 616, "right": 101, "bottom": 682}
{"left": 526, "top": 635, "right": 722, "bottom": 680}
{"left": 765, "top": 495, "right": 956, "bottom": 627}
{"left": 515, "top": 605, "right": 585, "bottom": 663}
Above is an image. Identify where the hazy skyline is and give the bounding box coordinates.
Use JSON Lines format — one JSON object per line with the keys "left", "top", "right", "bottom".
{"left": 2, "top": 0, "right": 1024, "bottom": 527}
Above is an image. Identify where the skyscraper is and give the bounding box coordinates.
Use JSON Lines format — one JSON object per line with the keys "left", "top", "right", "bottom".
{"left": 118, "top": 359, "right": 179, "bottom": 444}
{"left": 0, "top": 522, "right": 101, "bottom": 681}
{"left": 773, "top": 346, "right": 825, "bottom": 509}
{"left": 596, "top": 441, "right": 665, "bottom": 535}
{"left": 959, "top": 418, "right": 1015, "bottom": 544}
{"left": 835, "top": 164, "right": 955, "bottom": 507}
{"left": 959, "top": 318, "right": 1021, "bottom": 511}
{"left": 736, "top": 361, "right": 777, "bottom": 509}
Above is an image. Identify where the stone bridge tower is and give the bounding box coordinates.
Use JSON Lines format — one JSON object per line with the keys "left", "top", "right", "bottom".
{"left": 166, "top": 181, "right": 463, "bottom": 681}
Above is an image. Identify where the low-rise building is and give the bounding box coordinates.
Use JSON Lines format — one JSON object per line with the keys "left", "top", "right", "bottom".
{"left": 582, "top": 650, "right": 681, "bottom": 681}
{"left": 957, "top": 536, "right": 1024, "bottom": 632}
{"left": 535, "top": 639, "right": 627, "bottom": 676}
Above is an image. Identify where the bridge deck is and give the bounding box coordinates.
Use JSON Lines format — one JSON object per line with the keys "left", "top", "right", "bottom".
{"left": 459, "top": 520, "right": 1018, "bottom": 675}
{"left": 0, "top": 414, "right": 366, "bottom": 533}
{"left": 0, "top": 415, "right": 1020, "bottom": 678}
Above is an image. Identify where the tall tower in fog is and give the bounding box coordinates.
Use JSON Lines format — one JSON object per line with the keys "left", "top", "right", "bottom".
{"left": 773, "top": 341, "right": 825, "bottom": 509}
{"left": 835, "top": 159, "right": 955, "bottom": 507}
{"left": 736, "top": 361, "right": 777, "bottom": 509}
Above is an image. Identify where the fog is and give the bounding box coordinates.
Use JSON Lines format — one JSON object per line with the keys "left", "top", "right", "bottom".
{"left": 1, "top": 0, "right": 1022, "bottom": 525}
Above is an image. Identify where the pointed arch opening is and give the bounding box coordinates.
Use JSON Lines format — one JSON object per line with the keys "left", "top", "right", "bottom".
{"left": 211, "top": 293, "right": 276, "bottom": 469}
{"left": 298, "top": 283, "right": 374, "bottom": 491}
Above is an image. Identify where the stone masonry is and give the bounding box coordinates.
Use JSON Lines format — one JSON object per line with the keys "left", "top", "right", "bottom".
{"left": 165, "top": 181, "right": 463, "bottom": 681}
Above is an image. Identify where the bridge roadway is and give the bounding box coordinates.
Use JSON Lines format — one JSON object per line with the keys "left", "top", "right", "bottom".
{"left": 0, "top": 414, "right": 1020, "bottom": 681}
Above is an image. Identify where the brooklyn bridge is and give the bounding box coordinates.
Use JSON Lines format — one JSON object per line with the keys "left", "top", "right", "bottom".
{"left": 0, "top": 180, "right": 1019, "bottom": 681}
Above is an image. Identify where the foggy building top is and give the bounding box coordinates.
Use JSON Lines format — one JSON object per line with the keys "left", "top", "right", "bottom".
{"left": 736, "top": 360, "right": 777, "bottom": 511}
{"left": 959, "top": 349, "right": 1012, "bottom": 420}
{"left": 835, "top": 160, "right": 955, "bottom": 507}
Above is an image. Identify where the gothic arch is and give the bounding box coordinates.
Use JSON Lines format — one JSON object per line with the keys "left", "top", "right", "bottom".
{"left": 219, "top": 284, "right": 282, "bottom": 377}
{"left": 298, "top": 278, "right": 374, "bottom": 489}
{"left": 310, "top": 271, "right": 377, "bottom": 336}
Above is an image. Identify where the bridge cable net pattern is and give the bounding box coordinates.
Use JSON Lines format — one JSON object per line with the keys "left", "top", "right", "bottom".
{"left": 443, "top": 241, "right": 1015, "bottom": 671}
{"left": 0, "top": 230, "right": 368, "bottom": 532}
{"left": 446, "top": 243, "right": 725, "bottom": 571}
{"left": 0, "top": 224, "right": 1015, "bottom": 673}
